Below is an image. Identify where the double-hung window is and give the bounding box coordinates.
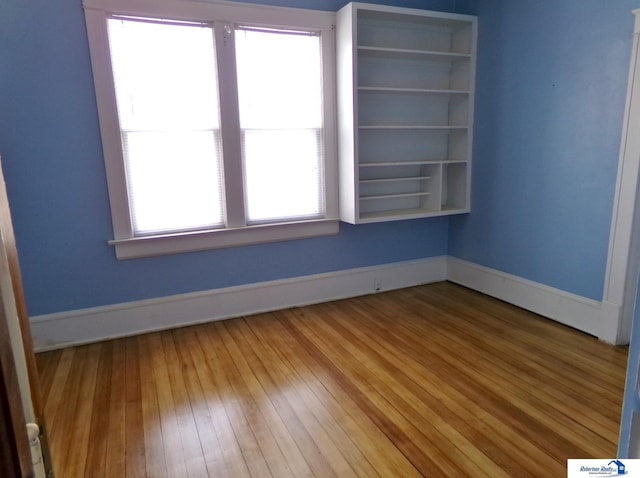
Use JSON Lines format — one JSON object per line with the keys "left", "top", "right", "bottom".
{"left": 84, "top": 0, "right": 338, "bottom": 259}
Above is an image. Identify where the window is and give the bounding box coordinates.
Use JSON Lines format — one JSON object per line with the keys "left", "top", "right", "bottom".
{"left": 108, "top": 18, "right": 225, "bottom": 236}
{"left": 236, "top": 26, "right": 324, "bottom": 224}
{"left": 84, "top": 0, "right": 338, "bottom": 259}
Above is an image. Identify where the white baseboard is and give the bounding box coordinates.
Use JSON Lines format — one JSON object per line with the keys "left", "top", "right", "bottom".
{"left": 31, "top": 256, "right": 447, "bottom": 351}
{"left": 599, "top": 301, "right": 624, "bottom": 345}
{"left": 446, "top": 257, "right": 601, "bottom": 338}
{"left": 31, "top": 255, "right": 614, "bottom": 351}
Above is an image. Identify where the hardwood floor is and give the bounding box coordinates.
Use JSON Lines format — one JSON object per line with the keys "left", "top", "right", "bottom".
{"left": 36, "top": 282, "right": 629, "bottom": 477}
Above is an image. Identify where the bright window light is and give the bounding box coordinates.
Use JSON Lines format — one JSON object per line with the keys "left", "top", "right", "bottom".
{"left": 107, "top": 17, "right": 224, "bottom": 235}
{"left": 235, "top": 27, "right": 324, "bottom": 223}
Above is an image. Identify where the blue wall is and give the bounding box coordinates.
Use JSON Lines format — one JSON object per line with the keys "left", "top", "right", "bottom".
{"left": 0, "top": 0, "right": 452, "bottom": 316}
{"left": 1, "top": 0, "right": 636, "bottom": 316}
{"left": 449, "top": 0, "right": 636, "bottom": 301}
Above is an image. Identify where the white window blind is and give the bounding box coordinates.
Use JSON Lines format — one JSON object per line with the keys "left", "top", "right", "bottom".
{"left": 107, "top": 17, "right": 225, "bottom": 235}
{"left": 235, "top": 26, "right": 324, "bottom": 224}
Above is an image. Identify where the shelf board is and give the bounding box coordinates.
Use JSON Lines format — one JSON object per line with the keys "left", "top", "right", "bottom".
{"left": 359, "top": 125, "right": 468, "bottom": 130}
{"left": 359, "top": 207, "right": 439, "bottom": 220}
{"left": 357, "top": 46, "right": 471, "bottom": 60}
{"left": 360, "top": 176, "right": 431, "bottom": 184}
{"left": 360, "top": 191, "right": 431, "bottom": 201}
{"left": 441, "top": 205, "right": 470, "bottom": 212}
{"left": 358, "top": 207, "right": 467, "bottom": 222}
{"left": 358, "top": 86, "right": 470, "bottom": 95}
{"left": 360, "top": 160, "right": 464, "bottom": 167}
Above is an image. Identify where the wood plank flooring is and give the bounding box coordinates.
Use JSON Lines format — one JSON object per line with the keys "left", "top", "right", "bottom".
{"left": 36, "top": 282, "right": 629, "bottom": 477}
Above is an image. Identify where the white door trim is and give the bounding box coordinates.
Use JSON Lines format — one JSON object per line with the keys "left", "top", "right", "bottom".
{"left": 601, "top": 10, "right": 640, "bottom": 345}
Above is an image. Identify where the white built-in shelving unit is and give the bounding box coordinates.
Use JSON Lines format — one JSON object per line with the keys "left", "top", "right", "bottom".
{"left": 336, "top": 2, "right": 477, "bottom": 223}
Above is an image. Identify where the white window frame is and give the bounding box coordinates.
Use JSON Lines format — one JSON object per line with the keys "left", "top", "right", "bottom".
{"left": 84, "top": 0, "right": 339, "bottom": 259}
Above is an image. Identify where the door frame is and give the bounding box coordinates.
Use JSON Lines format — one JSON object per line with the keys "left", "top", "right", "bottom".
{"left": 0, "top": 154, "right": 53, "bottom": 476}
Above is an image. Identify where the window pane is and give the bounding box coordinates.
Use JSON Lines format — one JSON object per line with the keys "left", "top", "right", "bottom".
{"left": 235, "top": 27, "right": 324, "bottom": 222}
{"left": 243, "top": 129, "right": 323, "bottom": 222}
{"left": 124, "top": 131, "right": 224, "bottom": 234}
{"left": 107, "top": 18, "right": 224, "bottom": 235}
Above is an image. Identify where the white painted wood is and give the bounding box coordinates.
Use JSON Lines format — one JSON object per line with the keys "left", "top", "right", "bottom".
{"left": 31, "top": 254, "right": 610, "bottom": 350}
{"left": 30, "top": 257, "right": 447, "bottom": 351}
{"left": 110, "top": 219, "right": 339, "bottom": 259}
{"left": 319, "top": 18, "right": 340, "bottom": 223}
{"left": 336, "top": 2, "right": 477, "bottom": 224}
{"left": 602, "top": 10, "right": 640, "bottom": 345}
{"left": 618, "top": 10, "right": 640, "bottom": 459}
{"left": 84, "top": 8, "right": 134, "bottom": 241}
{"left": 600, "top": 300, "right": 623, "bottom": 344}
{"left": 84, "top": 0, "right": 336, "bottom": 27}
{"left": 337, "top": 3, "right": 358, "bottom": 223}
{"left": 447, "top": 257, "right": 602, "bottom": 338}
{"left": 214, "top": 20, "right": 245, "bottom": 229}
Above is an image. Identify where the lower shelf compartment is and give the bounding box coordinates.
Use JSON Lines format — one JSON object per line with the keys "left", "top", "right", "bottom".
{"left": 350, "top": 160, "right": 469, "bottom": 223}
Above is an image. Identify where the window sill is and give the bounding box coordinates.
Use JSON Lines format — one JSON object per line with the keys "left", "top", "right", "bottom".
{"left": 109, "top": 218, "right": 340, "bottom": 259}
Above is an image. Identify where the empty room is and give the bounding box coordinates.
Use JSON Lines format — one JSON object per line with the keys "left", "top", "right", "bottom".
{"left": 1, "top": 0, "right": 640, "bottom": 476}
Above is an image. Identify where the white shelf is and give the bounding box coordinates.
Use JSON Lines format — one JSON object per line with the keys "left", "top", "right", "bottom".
{"left": 360, "top": 160, "right": 462, "bottom": 167}
{"left": 337, "top": 2, "right": 477, "bottom": 224}
{"left": 360, "top": 176, "right": 432, "bottom": 183}
{"left": 358, "top": 86, "right": 470, "bottom": 94}
{"left": 360, "top": 191, "right": 431, "bottom": 201}
{"left": 357, "top": 46, "right": 471, "bottom": 60}
{"left": 358, "top": 207, "right": 465, "bottom": 222}
{"left": 358, "top": 125, "right": 468, "bottom": 130}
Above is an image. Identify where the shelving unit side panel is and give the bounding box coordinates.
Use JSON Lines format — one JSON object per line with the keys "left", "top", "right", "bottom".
{"left": 462, "top": 17, "right": 478, "bottom": 213}
{"left": 337, "top": 3, "right": 359, "bottom": 223}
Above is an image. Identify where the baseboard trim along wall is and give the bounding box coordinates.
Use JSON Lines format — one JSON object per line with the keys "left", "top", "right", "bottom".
{"left": 30, "top": 256, "right": 608, "bottom": 351}
{"left": 30, "top": 256, "right": 448, "bottom": 351}
{"left": 446, "top": 257, "right": 601, "bottom": 338}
